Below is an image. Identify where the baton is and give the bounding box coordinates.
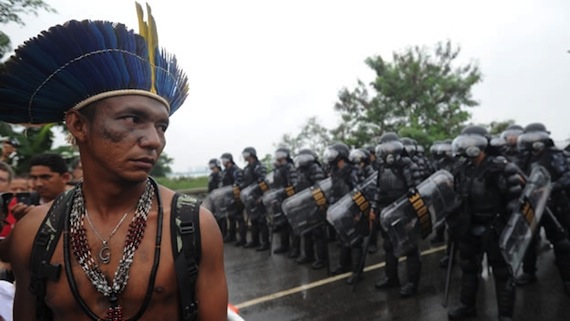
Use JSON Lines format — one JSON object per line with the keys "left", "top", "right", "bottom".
{"left": 441, "top": 241, "right": 455, "bottom": 307}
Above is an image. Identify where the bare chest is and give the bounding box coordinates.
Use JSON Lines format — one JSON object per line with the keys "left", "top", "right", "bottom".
{"left": 43, "top": 215, "right": 180, "bottom": 321}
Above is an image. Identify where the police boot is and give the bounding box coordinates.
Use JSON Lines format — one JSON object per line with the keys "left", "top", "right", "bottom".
{"left": 448, "top": 273, "right": 478, "bottom": 320}
{"left": 331, "top": 246, "right": 351, "bottom": 275}
{"left": 368, "top": 228, "right": 378, "bottom": 254}
{"left": 496, "top": 278, "right": 515, "bottom": 321}
{"left": 224, "top": 218, "right": 236, "bottom": 243}
{"left": 376, "top": 240, "right": 400, "bottom": 289}
{"left": 235, "top": 219, "right": 247, "bottom": 246}
{"left": 273, "top": 230, "right": 290, "bottom": 254}
{"left": 312, "top": 237, "right": 326, "bottom": 270}
{"left": 288, "top": 233, "right": 301, "bottom": 258}
{"left": 244, "top": 224, "right": 260, "bottom": 249}
{"left": 400, "top": 248, "right": 421, "bottom": 297}
{"left": 256, "top": 224, "right": 270, "bottom": 251}
{"left": 346, "top": 245, "right": 363, "bottom": 285}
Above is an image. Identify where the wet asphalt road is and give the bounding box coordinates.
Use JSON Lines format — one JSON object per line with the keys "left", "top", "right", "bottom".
{"left": 224, "top": 233, "right": 570, "bottom": 321}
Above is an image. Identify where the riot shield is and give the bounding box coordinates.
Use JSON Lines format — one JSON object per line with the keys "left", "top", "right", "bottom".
{"left": 380, "top": 170, "right": 459, "bottom": 257}
{"left": 240, "top": 172, "right": 275, "bottom": 218}
{"left": 500, "top": 165, "right": 551, "bottom": 274}
{"left": 206, "top": 185, "right": 237, "bottom": 219}
{"left": 282, "top": 178, "right": 332, "bottom": 235}
{"left": 326, "top": 173, "right": 377, "bottom": 246}
{"left": 263, "top": 188, "right": 287, "bottom": 231}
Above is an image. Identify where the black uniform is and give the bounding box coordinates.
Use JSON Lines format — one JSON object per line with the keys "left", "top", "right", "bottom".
{"left": 373, "top": 156, "right": 422, "bottom": 296}
{"left": 208, "top": 171, "right": 221, "bottom": 193}
{"left": 221, "top": 163, "right": 246, "bottom": 245}
{"left": 242, "top": 159, "right": 270, "bottom": 250}
{"left": 272, "top": 161, "right": 300, "bottom": 256}
{"left": 518, "top": 147, "right": 570, "bottom": 291}
{"left": 448, "top": 155, "right": 517, "bottom": 320}
{"left": 329, "top": 163, "right": 361, "bottom": 279}
{"left": 295, "top": 161, "right": 327, "bottom": 268}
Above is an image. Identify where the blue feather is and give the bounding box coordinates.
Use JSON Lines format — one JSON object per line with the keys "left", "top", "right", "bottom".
{"left": 0, "top": 19, "right": 188, "bottom": 124}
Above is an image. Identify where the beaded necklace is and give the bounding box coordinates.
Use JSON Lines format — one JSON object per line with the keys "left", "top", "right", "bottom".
{"left": 68, "top": 179, "right": 154, "bottom": 321}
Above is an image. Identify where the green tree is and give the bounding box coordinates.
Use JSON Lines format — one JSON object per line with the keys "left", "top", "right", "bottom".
{"left": 487, "top": 119, "right": 515, "bottom": 136}
{"left": 0, "top": 0, "right": 55, "bottom": 59}
{"left": 333, "top": 40, "right": 482, "bottom": 148}
{"left": 276, "top": 116, "right": 333, "bottom": 157}
{"left": 150, "top": 153, "right": 174, "bottom": 177}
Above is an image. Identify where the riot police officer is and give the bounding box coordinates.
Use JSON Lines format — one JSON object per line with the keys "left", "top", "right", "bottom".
{"left": 271, "top": 147, "right": 300, "bottom": 257}
{"left": 208, "top": 158, "right": 224, "bottom": 235}
{"left": 220, "top": 153, "right": 246, "bottom": 245}
{"left": 325, "top": 143, "right": 361, "bottom": 283}
{"left": 372, "top": 133, "right": 423, "bottom": 298}
{"left": 447, "top": 125, "right": 520, "bottom": 321}
{"left": 293, "top": 149, "right": 327, "bottom": 269}
{"left": 208, "top": 158, "right": 222, "bottom": 192}
{"left": 515, "top": 123, "right": 570, "bottom": 293}
{"left": 241, "top": 147, "right": 271, "bottom": 251}
{"left": 500, "top": 124, "right": 524, "bottom": 164}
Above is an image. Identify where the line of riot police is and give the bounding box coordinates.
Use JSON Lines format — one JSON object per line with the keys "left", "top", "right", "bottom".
{"left": 203, "top": 122, "right": 570, "bottom": 321}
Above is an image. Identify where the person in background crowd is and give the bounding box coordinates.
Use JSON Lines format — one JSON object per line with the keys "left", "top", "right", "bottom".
{"left": 220, "top": 153, "right": 246, "bottom": 246}
{"left": 0, "top": 139, "right": 20, "bottom": 171}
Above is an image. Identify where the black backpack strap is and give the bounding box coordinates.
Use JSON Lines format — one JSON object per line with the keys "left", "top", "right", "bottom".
{"left": 29, "top": 188, "right": 76, "bottom": 321}
{"left": 171, "top": 193, "right": 202, "bottom": 321}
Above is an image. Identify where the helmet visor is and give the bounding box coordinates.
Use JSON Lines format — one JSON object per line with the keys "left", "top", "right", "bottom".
{"left": 274, "top": 150, "right": 288, "bottom": 160}
{"left": 323, "top": 148, "right": 339, "bottom": 164}
{"left": 294, "top": 154, "right": 314, "bottom": 168}
{"left": 452, "top": 135, "right": 488, "bottom": 158}
{"left": 348, "top": 149, "right": 367, "bottom": 164}
{"left": 517, "top": 131, "right": 550, "bottom": 153}
{"left": 376, "top": 141, "right": 404, "bottom": 159}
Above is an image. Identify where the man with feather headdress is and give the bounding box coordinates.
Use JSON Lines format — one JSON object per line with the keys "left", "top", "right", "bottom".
{"left": 0, "top": 3, "right": 227, "bottom": 321}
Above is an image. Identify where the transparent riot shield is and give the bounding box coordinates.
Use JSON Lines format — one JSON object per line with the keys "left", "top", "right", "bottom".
{"left": 240, "top": 172, "right": 275, "bottom": 218}
{"left": 380, "top": 170, "right": 460, "bottom": 257}
{"left": 263, "top": 188, "right": 287, "bottom": 230}
{"left": 282, "top": 178, "right": 332, "bottom": 235}
{"left": 326, "top": 173, "right": 377, "bottom": 246}
{"left": 207, "top": 185, "right": 236, "bottom": 220}
{"left": 500, "top": 165, "right": 551, "bottom": 274}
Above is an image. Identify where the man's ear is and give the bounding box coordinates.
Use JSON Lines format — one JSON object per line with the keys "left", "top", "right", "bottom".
{"left": 65, "top": 111, "right": 88, "bottom": 144}
{"left": 62, "top": 172, "right": 72, "bottom": 184}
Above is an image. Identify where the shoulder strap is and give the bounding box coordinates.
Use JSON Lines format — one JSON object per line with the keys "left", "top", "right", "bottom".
{"left": 171, "top": 193, "right": 202, "bottom": 321}
{"left": 29, "top": 188, "right": 76, "bottom": 321}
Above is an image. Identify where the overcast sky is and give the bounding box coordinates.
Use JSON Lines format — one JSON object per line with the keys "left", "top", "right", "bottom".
{"left": 3, "top": 0, "right": 570, "bottom": 172}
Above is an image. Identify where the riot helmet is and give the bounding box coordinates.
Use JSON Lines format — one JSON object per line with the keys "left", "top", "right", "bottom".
{"left": 274, "top": 147, "right": 291, "bottom": 161}
{"left": 430, "top": 141, "right": 441, "bottom": 156}
{"left": 242, "top": 146, "right": 257, "bottom": 160}
{"left": 500, "top": 124, "right": 524, "bottom": 147}
{"left": 324, "top": 142, "right": 350, "bottom": 165}
{"left": 401, "top": 137, "right": 416, "bottom": 156}
{"left": 208, "top": 158, "right": 221, "bottom": 170}
{"left": 376, "top": 132, "right": 404, "bottom": 164}
{"left": 436, "top": 140, "right": 453, "bottom": 159}
{"left": 416, "top": 144, "right": 425, "bottom": 154}
{"left": 348, "top": 148, "right": 370, "bottom": 166}
{"left": 518, "top": 123, "right": 551, "bottom": 156}
{"left": 294, "top": 148, "right": 317, "bottom": 168}
{"left": 221, "top": 152, "right": 234, "bottom": 166}
{"left": 452, "top": 125, "right": 489, "bottom": 158}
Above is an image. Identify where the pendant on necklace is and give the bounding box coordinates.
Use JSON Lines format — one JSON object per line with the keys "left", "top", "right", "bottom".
{"left": 99, "top": 241, "right": 111, "bottom": 264}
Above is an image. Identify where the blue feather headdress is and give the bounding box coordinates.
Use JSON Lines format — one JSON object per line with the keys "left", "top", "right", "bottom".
{"left": 0, "top": 2, "right": 188, "bottom": 124}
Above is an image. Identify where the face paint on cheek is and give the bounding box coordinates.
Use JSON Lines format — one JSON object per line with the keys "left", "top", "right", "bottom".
{"left": 100, "top": 122, "right": 133, "bottom": 144}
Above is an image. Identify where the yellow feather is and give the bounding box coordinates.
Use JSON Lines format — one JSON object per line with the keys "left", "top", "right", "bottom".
{"left": 134, "top": 1, "right": 158, "bottom": 93}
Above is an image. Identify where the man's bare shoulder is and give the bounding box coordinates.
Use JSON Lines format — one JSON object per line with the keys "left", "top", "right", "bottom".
{"left": 11, "top": 204, "right": 51, "bottom": 245}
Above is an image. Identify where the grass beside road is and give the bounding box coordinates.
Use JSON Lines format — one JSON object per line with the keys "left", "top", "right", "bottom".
{"left": 155, "top": 176, "right": 209, "bottom": 191}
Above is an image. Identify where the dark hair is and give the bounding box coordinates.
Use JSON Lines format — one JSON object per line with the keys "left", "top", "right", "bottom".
{"left": 30, "top": 153, "right": 69, "bottom": 174}
{"left": 0, "top": 161, "right": 14, "bottom": 182}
